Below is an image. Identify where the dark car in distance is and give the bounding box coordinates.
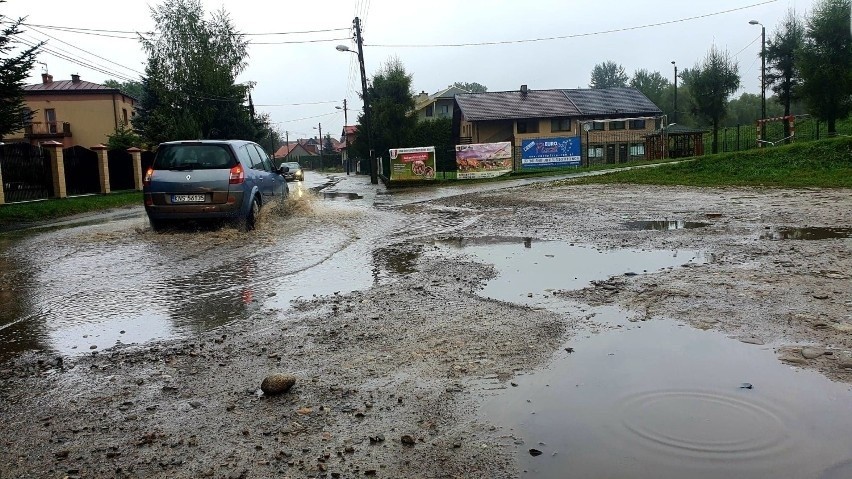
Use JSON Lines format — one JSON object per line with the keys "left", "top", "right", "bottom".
{"left": 280, "top": 161, "right": 303, "bottom": 182}
{"left": 143, "top": 140, "right": 288, "bottom": 231}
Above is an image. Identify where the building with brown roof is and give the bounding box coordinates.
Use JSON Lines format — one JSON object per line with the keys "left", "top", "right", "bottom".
{"left": 7, "top": 73, "right": 138, "bottom": 148}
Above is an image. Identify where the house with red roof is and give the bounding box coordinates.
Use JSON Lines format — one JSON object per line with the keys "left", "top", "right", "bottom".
{"left": 7, "top": 73, "right": 138, "bottom": 148}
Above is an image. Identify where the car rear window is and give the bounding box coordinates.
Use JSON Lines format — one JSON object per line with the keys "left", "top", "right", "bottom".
{"left": 153, "top": 144, "right": 236, "bottom": 170}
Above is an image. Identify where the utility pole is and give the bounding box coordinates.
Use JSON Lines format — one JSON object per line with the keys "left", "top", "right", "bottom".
{"left": 338, "top": 99, "right": 349, "bottom": 175}
{"left": 284, "top": 130, "right": 290, "bottom": 161}
{"left": 760, "top": 24, "right": 766, "bottom": 140}
{"left": 353, "top": 17, "right": 376, "bottom": 184}
{"left": 318, "top": 122, "right": 323, "bottom": 168}
{"left": 671, "top": 61, "right": 678, "bottom": 124}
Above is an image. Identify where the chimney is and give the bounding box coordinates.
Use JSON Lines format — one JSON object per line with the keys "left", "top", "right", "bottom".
{"left": 520, "top": 84, "right": 528, "bottom": 97}
{"left": 71, "top": 74, "right": 81, "bottom": 83}
{"left": 42, "top": 73, "right": 54, "bottom": 84}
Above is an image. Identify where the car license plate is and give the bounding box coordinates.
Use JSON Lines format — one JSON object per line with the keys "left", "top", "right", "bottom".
{"left": 172, "top": 194, "right": 205, "bottom": 203}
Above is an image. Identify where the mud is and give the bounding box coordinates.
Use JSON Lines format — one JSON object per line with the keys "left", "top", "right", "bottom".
{"left": 1, "top": 180, "right": 851, "bottom": 478}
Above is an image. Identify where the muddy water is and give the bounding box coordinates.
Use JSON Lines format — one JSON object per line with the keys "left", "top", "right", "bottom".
{"left": 454, "top": 239, "right": 852, "bottom": 478}
{"left": 0, "top": 192, "right": 374, "bottom": 362}
{"left": 624, "top": 220, "right": 710, "bottom": 231}
{"left": 760, "top": 226, "right": 852, "bottom": 240}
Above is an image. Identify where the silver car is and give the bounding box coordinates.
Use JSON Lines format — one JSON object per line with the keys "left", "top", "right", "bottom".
{"left": 143, "top": 140, "right": 288, "bottom": 231}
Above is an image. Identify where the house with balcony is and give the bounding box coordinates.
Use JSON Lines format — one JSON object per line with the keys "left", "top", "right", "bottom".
{"left": 453, "top": 86, "right": 663, "bottom": 164}
{"left": 414, "top": 86, "right": 469, "bottom": 122}
{"left": 7, "top": 73, "right": 137, "bottom": 148}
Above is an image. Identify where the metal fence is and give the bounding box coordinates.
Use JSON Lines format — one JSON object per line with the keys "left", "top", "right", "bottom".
{"left": 709, "top": 116, "right": 850, "bottom": 153}
{"left": 107, "top": 149, "right": 135, "bottom": 191}
{"left": 62, "top": 146, "right": 100, "bottom": 196}
{"left": 0, "top": 142, "right": 54, "bottom": 203}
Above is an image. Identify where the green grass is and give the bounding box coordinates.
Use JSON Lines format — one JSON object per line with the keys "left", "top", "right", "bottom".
{"left": 562, "top": 136, "right": 852, "bottom": 188}
{"left": 0, "top": 191, "right": 142, "bottom": 230}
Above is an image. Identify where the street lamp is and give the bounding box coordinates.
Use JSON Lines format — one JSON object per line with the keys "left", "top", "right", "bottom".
{"left": 671, "top": 60, "right": 678, "bottom": 124}
{"left": 749, "top": 20, "right": 767, "bottom": 142}
{"left": 337, "top": 22, "right": 376, "bottom": 184}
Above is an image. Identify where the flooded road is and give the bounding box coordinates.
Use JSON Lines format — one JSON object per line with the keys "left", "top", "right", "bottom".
{"left": 0, "top": 173, "right": 374, "bottom": 362}
{"left": 454, "top": 237, "right": 852, "bottom": 478}
{"left": 1, "top": 177, "right": 850, "bottom": 479}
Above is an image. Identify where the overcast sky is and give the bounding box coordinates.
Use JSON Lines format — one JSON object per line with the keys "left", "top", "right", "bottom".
{"left": 7, "top": 0, "right": 817, "bottom": 142}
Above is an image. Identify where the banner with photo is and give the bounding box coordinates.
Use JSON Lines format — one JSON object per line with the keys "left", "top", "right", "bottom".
{"left": 388, "top": 146, "right": 436, "bottom": 181}
{"left": 454, "top": 142, "right": 513, "bottom": 179}
{"left": 520, "top": 137, "right": 581, "bottom": 167}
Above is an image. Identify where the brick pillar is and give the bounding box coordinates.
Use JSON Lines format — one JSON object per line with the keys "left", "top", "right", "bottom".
{"left": 43, "top": 141, "right": 67, "bottom": 199}
{"left": 92, "top": 144, "right": 110, "bottom": 194}
{"left": 128, "top": 147, "right": 143, "bottom": 191}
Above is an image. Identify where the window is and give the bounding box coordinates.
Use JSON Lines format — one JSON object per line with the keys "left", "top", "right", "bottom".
{"left": 245, "top": 144, "right": 267, "bottom": 171}
{"left": 588, "top": 146, "right": 604, "bottom": 158}
{"left": 439, "top": 104, "right": 449, "bottom": 116}
{"left": 610, "top": 121, "right": 626, "bottom": 130}
{"left": 630, "top": 119, "right": 646, "bottom": 129}
{"left": 629, "top": 143, "right": 645, "bottom": 156}
{"left": 517, "top": 120, "right": 539, "bottom": 134}
{"left": 591, "top": 122, "right": 605, "bottom": 131}
{"left": 122, "top": 108, "right": 128, "bottom": 125}
{"left": 551, "top": 118, "right": 571, "bottom": 132}
{"left": 253, "top": 144, "right": 273, "bottom": 171}
{"left": 45, "top": 108, "right": 57, "bottom": 133}
{"left": 425, "top": 105, "right": 434, "bottom": 117}
{"left": 22, "top": 107, "right": 32, "bottom": 125}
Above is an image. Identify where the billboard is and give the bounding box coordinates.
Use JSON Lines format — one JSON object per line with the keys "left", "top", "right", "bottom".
{"left": 388, "top": 146, "right": 436, "bottom": 181}
{"left": 521, "top": 137, "right": 581, "bottom": 167}
{"left": 455, "top": 142, "right": 513, "bottom": 179}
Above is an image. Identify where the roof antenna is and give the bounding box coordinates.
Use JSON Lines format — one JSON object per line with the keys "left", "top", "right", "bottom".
{"left": 38, "top": 62, "right": 48, "bottom": 74}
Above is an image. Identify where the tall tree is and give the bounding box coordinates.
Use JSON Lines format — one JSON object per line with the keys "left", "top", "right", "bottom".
{"left": 103, "top": 79, "right": 145, "bottom": 101}
{"left": 135, "top": 0, "right": 254, "bottom": 144}
{"left": 450, "top": 81, "right": 487, "bottom": 93}
{"left": 589, "top": 61, "right": 628, "bottom": 89}
{"left": 765, "top": 9, "right": 805, "bottom": 138}
{"left": 353, "top": 57, "right": 417, "bottom": 162}
{"left": 798, "top": 0, "right": 851, "bottom": 136}
{"left": 629, "top": 69, "right": 670, "bottom": 112}
{"left": 0, "top": 1, "right": 41, "bottom": 139}
{"left": 687, "top": 46, "right": 740, "bottom": 153}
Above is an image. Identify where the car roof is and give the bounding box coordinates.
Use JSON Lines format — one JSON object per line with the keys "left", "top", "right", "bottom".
{"left": 158, "top": 140, "right": 254, "bottom": 147}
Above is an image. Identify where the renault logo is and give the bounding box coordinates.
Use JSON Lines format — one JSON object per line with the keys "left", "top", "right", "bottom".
{"left": 186, "top": 174, "right": 191, "bottom": 180}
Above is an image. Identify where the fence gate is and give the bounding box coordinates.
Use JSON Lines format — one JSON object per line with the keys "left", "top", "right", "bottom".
{"left": 0, "top": 142, "right": 54, "bottom": 203}
{"left": 62, "top": 146, "right": 100, "bottom": 196}
{"left": 107, "top": 149, "right": 135, "bottom": 191}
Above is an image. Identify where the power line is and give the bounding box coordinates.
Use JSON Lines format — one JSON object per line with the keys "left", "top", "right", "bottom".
{"left": 734, "top": 33, "right": 762, "bottom": 58}
{"left": 248, "top": 37, "right": 351, "bottom": 45}
{"left": 269, "top": 110, "right": 342, "bottom": 125}
{"left": 19, "top": 37, "right": 136, "bottom": 82}
{"left": 367, "top": 0, "right": 778, "bottom": 47}
{"left": 255, "top": 100, "right": 343, "bottom": 107}
{"left": 27, "top": 25, "right": 144, "bottom": 76}
{"left": 12, "top": 21, "right": 349, "bottom": 38}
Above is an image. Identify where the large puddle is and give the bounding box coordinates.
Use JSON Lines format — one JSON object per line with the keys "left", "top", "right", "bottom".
{"left": 0, "top": 192, "right": 375, "bottom": 362}
{"left": 449, "top": 237, "right": 852, "bottom": 478}
{"left": 760, "top": 226, "right": 852, "bottom": 241}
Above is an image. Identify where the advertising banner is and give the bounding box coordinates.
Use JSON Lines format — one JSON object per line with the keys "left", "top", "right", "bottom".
{"left": 454, "top": 142, "right": 513, "bottom": 179}
{"left": 521, "top": 137, "right": 581, "bottom": 167}
{"left": 388, "top": 146, "right": 436, "bottom": 181}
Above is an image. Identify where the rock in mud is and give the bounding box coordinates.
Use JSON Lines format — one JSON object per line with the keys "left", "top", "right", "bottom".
{"left": 400, "top": 434, "right": 416, "bottom": 446}
{"left": 801, "top": 347, "right": 825, "bottom": 360}
{"left": 260, "top": 373, "right": 296, "bottom": 395}
{"left": 529, "top": 448, "right": 543, "bottom": 456}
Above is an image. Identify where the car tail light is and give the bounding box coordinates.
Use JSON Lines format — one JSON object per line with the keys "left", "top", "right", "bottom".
{"left": 143, "top": 167, "right": 154, "bottom": 187}
{"left": 229, "top": 164, "right": 244, "bottom": 184}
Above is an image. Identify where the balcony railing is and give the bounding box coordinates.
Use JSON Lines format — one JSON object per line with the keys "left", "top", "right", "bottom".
{"left": 25, "top": 121, "right": 72, "bottom": 137}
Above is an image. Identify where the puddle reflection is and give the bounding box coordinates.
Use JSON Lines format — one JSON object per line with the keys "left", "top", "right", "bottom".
{"left": 625, "top": 220, "right": 711, "bottom": 231}
{"left": 760, "top": 227, "right": 852, "bottom": 240}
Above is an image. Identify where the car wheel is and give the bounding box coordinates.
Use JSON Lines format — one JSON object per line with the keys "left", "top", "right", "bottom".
{"left": 149, "top": 217, "right": 167, "bottom": 232}
{"left": 241, "top": 195, "right": 260, "bottom": 231}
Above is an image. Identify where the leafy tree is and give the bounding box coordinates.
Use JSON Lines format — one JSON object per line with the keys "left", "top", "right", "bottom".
{"left": 766, "top": 9, "right": 805, "bottom": 138}
{"left": 629, "top": 69, "right": 670, "bottom": 112}
{"left": 686, "top": 46, "right": 740, "bottom": 153}
{"left": 450, "top": 81, "right": 487, "bottom": 93}
{"left": 323, "top": 133, "right": 335, "bottom": 154}
{"left": 103, "top": 79, "right": 144, "bottom": 101}
{"left": 135, "top": 0, "right": 254, "bottom": 144}
{"left": 406, "top": 117, "right": 452, "bottom": 171}
{"left": 723, "top": 92, "right": 784, "bottom": 127}
{"left": 353, "top": 57, "right": 417, "bottom": 163}
{"left": 798, "top": 0, "right": 852, "bottom": 136}
{"left": 0, "top": 1, "right": 41, "bottom": 139}
{"left": 106, "top": 122, "right": 144, "bottom": 150}
{"left": 589, "top": 61, "right": 628, "bottom": 89}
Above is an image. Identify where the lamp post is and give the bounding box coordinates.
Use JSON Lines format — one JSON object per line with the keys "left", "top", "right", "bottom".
{"left": 337, "top": 17, "right": 376, "bottom": 184}
{"left": 336, "top": 99, "right": 349, "bottom": 174}
{"left": 671, "top": 60, "right": 678, "bottom": 124}
{"left": 749, "top": 20, "right": 766, "bottom": 143}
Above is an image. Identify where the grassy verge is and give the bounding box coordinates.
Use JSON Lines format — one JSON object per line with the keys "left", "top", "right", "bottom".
{"left": 0, "top": 191, "right": 142, "bottom": 230}
{"left": 560, "top": 136, "right": 852, "bottom": 188}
